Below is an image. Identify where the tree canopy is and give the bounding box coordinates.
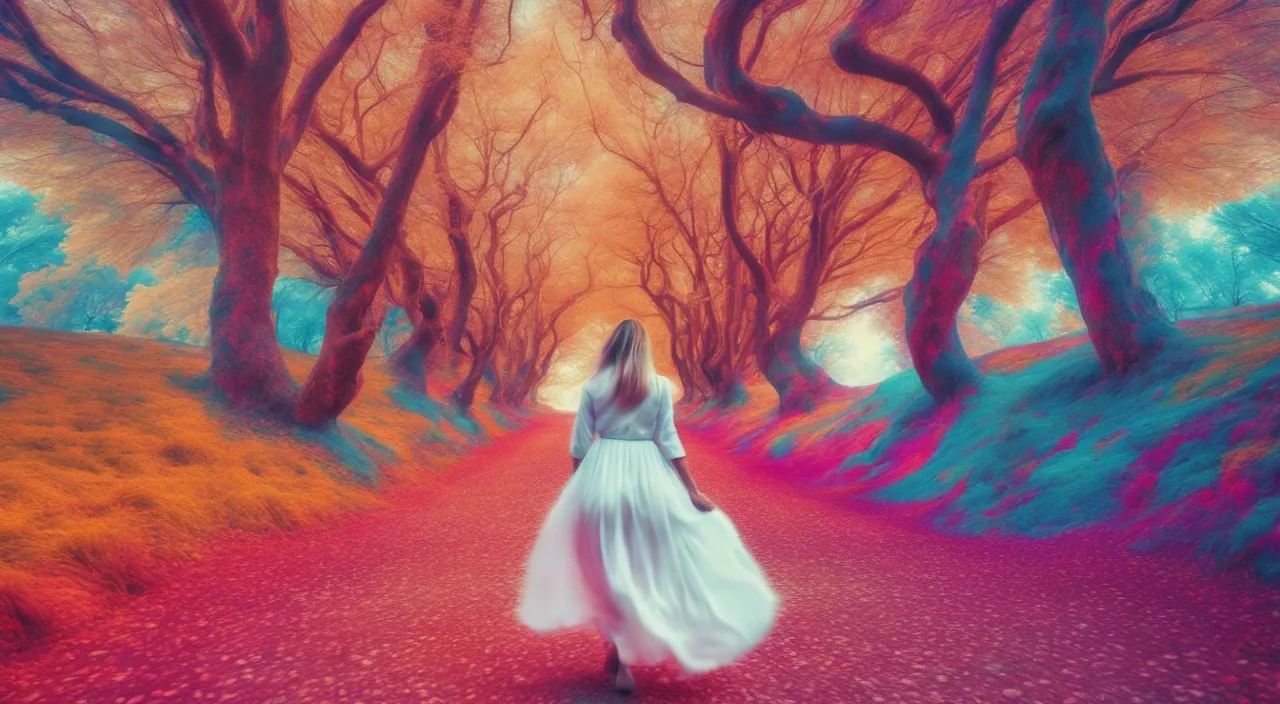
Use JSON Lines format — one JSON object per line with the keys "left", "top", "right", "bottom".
{"left": 0, "top": 0, "right": 1277, "bottom": 416}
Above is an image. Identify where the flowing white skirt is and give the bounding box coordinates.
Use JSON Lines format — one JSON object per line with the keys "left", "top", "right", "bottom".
{"left": 517, "top": 438, "right": 779, "bottom": 674}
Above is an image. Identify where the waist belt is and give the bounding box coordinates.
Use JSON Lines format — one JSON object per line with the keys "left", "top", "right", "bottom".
{"left": 598, "top": 436, "right": 653, "bottom": 442}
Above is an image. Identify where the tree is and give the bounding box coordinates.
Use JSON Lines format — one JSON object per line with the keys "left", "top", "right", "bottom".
{"left": 613, "top": 219, "right": 729, "bottom": 404}
{"left": 571, "top": 34, "right": 916, "bottom": 410}
{"left": 1015, "top": 0, "right": 1174, "bottom": 376}
{"left": 606, "top": 0, "right": 1280, "bottom": 401}
{"left": 0, "top": 0, "right": 489, "bottom": 425}
{"left": 1135, "top": 215, "right": 1279, "bottom": 319}
{"left": 16, "top": 260, "right": 129, "bottom": 332}
{"left": 720, "top": 130, "right": 911, "bottom": 412}
{"left": 1214, "top": 188, "right": 1280, "bottom": 267}
{"left": 279, "top": 23, "right": 466, "bottom": 395}
{"left": 276, "top": 8, "right": 573, "bottom": 406}
{"left": 609, "top": 0, "right": 1040, "bottom": 399}
{"left": 442, "top": 78, "right": 581, "bottom": 409}
{"left": 434, "top": 134, "right": 482, "bottom": 366}
{"left": 961, "top": 275, "right": 1083, "bottom": 350}
{"left": 492, "top": 247, "right": 594, "bottom": 408}
{"left": 585, "top": 99, "right": 750, "bottom": 406}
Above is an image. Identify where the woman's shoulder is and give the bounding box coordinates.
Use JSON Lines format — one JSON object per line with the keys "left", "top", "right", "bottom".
{"left": 583, "top": 368, "right": 615, "bottom": 393}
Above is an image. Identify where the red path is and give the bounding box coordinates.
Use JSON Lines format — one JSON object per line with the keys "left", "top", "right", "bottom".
{"left": 3, "top": 417, "right": 1279, "bottom": 703}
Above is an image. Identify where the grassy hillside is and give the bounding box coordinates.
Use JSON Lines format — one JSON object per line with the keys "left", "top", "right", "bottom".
{"left": 689, "top": 304, "right": 1280, "bottom": 584}
{"left": 0, "top": 328, "right": 519, "bottom": 651}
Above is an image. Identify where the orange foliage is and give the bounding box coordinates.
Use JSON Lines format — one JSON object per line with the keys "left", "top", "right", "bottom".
{"left": 587, "top": 0, "right": 1280, "bottom": 309}
{"left": 0, "top": 0, "right": 1278, "bottom": 397}
{"left": 0, "top": 328, "right": 513, "bottom": 649}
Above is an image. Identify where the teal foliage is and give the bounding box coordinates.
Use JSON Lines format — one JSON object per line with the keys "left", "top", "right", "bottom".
{"left": 0, "top": 186, "right": 67, "bottom": 323}
{"left": 1137, "top": 217, "right": 1280, "bottom": 320}
{"left": 271, "top": 277, "right": 410, "bottom": 357}
{"left": 296, "top": 423, "right": 398, "bottom": 486}
{"left": 1213, "top": 186, "right": 1280, "bottom": 267}
{"left": 964, "top": 187, "right": 1280, "bottom": 351}
{"left": 964, "top": 272, "right": 1079, "bottom": 348}
{"left": 388, "top": 385, "right": 445, "bottom": 422}
{"left": 17, "top": 260, "right": 132, "bottom": 333}
{"left": 1, "top": 190, "right": 215, "bottom": 336}
{"left": 161, "top": 210, "right": 218, "bottom": 265}
{"left": 272, "top": 278, "right": 333, "bottom": 354}
{"left": 768, "top": 434, "right": 795, "bottom": 460}
{"left": 377, "top": 306, "right": 413, "bottom": 358}
{"left": 788, "top": 305, "right": 1280, "bottom": 580}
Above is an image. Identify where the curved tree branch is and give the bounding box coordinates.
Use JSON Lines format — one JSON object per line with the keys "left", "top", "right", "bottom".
{"left": 1093, "top": 0, "right": 1199, "bottom": 95}
{"left": 829, "top": 0, "right": 955, "bottom": 137}
{"left": 279, "top": 0, "right": 392, "bottom": 163}
{"left": 611, "top": 0, "right": 940, "bottom": 178}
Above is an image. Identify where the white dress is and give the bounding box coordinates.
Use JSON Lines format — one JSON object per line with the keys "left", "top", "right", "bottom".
{"left": 517, "top": 369, "right": 779, "bottom": 674}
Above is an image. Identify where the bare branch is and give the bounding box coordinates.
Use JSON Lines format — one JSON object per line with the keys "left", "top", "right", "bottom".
{"left": 279, "top": 0, "right": 391, "bottom": 164}
{"left": 611, "top": 0, "right": 941, "bottom": 178}
{"left": 1094, "top": 0, "right": 1199, "bottom": 95}
{"left": 830, "top": 0, "right": 955, "bottom": 137}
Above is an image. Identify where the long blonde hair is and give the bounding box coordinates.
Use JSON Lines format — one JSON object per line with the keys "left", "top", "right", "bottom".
{"left": 596, "top": 319, "right": 656, "bottom": 409}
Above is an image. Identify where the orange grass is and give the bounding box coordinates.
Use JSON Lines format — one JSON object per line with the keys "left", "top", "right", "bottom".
{"left": 1171, "top": 315, "right": 1280, "bottom": 401}
{"left": 0, "top": 328, "right": 513, "bottom": 650}
{"left": 979, "top": 334, "right": 1090, "bottom": 374}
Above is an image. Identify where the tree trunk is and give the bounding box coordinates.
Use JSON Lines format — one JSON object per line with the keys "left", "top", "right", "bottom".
{"left": 707, "top": 377, "right": 748, "bottom": 407}
{"left": 207, "top": 132, "right": 297, "bottom": 416}
{"left": 294, "top": 71, "right": 462, "bottom": 427}
{"left": 902, "top": 0, "right": 1033, "bottom": 401}
{"left": 445, "top": 198, "right": 478, "bottom": 360}
{"left": 486, "top": 358, "right": 506, "bottom": 403}
{"left": 527, "top": 351, "right": 556, "bottom": 406}
{"left": 708, "top": 254, "right": 747, "bottom": 407}
{"left": 503, "top": 359, "right": 536, "bottom": 407}
{"left": 452, "top": 339, "right": 492, "bottom": 409}
{"left": 1016, "top": 0, "right": 1172, "bottom": 374}
{"left": 390, "top": 291, "right": 443, "bottom": 394}
{"left": 760, "top": 193, "right": 837, "bottom": 412}
{"left": 387, "top": 248, "right": 443, "bottom": 394}
{"left": 666, "top": 318, "right": 698, "bottom": 403}
{"left": 717, "top": 133, "right": 804, "bottom": 410}
{"left": 678, "top": 315, "right": 707, "bottom": 403}
{"left": 902, "top": 214, "right": 982, "bottom": 399}
{"left": 760, "top": 316, "right": 833, "bottom": 414}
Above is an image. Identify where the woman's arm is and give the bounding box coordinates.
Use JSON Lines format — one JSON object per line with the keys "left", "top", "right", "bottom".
{"left": 655, "top": 379, "right": 714, "bottom": 511}
{"left": 653, "top": 378, "right": 687, "bottom": 461}
{"left": 569, "top": 385, "right": 595, "bottom": 473}
{"left": 672, "top": 457, "right": 715, "bottom": 512}
{"left": 669, "top": 456, "right": 698, "bottom": 492}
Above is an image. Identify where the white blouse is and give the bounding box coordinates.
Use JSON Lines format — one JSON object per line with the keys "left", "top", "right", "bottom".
{"left": 569, "top": 368, "right": 686, "bottom": 461}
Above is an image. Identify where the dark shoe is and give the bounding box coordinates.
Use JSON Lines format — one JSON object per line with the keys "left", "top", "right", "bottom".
{"left": 604, "top": 643, "right": 620, "bottom": 677}
{"left": 615, "top": 665, "right": 636, "bottom": 694}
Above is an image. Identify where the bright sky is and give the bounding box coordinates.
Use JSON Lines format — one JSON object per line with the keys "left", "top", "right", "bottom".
{"left": 815, "top": 314, "right": 906, "bottom": 387}
{"left": 542, "top": 383, "right": 583, "bottom": 412}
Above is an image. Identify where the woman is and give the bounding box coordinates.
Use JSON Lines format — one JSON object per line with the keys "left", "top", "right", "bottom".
{"left": 517, "top": 319, "right": 779, "bottom": 694}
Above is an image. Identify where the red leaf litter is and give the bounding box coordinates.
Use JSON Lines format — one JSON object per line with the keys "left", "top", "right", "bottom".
{"left": 3, "top": 417, "right": 1278, "bottom": 703}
